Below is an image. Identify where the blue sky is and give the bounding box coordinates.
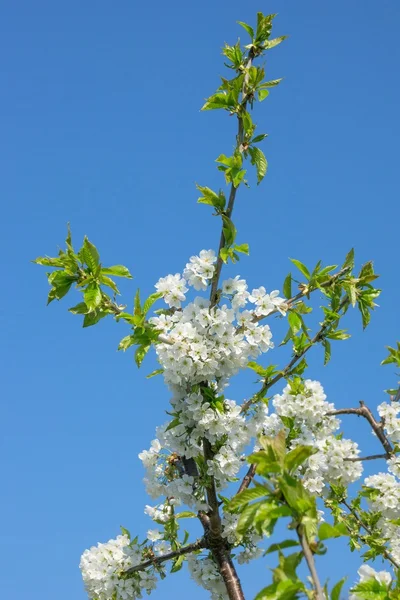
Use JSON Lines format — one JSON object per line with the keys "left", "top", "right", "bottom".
{"left": 1, "top": 1, "right": 400, "bottom": 598}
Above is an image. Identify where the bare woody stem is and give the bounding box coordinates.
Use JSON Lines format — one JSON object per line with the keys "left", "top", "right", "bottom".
{"left": 124, "top": 538, "right": 206, "bottom": 575}
{"left": 297, "top": 525, "right": 325, "bottom": 600}
{"left": 327, "top": 401, "right": 393, "bottom": 456}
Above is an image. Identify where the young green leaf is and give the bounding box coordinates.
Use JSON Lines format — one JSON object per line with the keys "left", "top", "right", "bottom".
{"left": 84, "top": 283, "right": 102, "bottom": 312}
{"left": 290, "top": 259, "right": 310, "bottom": 280}
{"left": 101, "top": 265, "right": 132, "bottom": 278}
{"left": 249, "top": 147, "right": 268, "bottom": 183}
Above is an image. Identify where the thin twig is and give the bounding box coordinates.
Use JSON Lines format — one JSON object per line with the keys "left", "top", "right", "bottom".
{"left": 327, "top": 401, "right": 393, "bottom": 456}
{"left": 341, "top": 500, "right": 400, "bottom": 570}
{"left": 344, "top": 453, "right": 390, "bottom": 462}
{"left": 124, "top": 538, "right": 206, "bottom": 574}
{"left": 296, "top": 525, "right": 325, "bottom": 600}
{"left": 241, "top": 298, "right": 348, "bottom": 415}
{"left": 251, "top": 266, "right": 351, "bottom": 326}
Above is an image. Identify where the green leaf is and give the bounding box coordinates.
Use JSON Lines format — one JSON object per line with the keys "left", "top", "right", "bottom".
{"left": 278, "top": 473, "right": 316, "bottom": 516}
{"left": 118, "top": 335, "right": 135, "bottom": 351}
{"left": 259, "top": 78, "right": 283, "bottom": 88}
{"left": 220, "top": 247, "right": 230, "bottom": 263}
{"left": 47, "top": 278, "right": 76, "bottom": 303}
{"left": 251, "top": 133, "right": 268, "bottom": 144}
{"left": 165, "top": 417, "right": 181, "bottom": 432}
{"left": 288, "top": 312, "right": 302, "bottom": 334}
{"left": 83, "top": 310, "right": 107, "bottom": 328}
{"left": 175, "top": 511, "right": 197, "bottom": 519}
{"left": 283, "top": 273, "right": 292, "bottom": 299}
{"left": 101, "top": 265, "right": 132, "bottom": 278}
{"left": 237, "top": 503, "right": 260, "bottom": 535}
{"left": 120, "top": 526, "right": 131, "bottom": 539}
{"left": 265, "top": 36, "right": 288, "bottom": 49}
{"left": 343, "top": 248, "right": 355, "bottom": 270}
{"left": 327, "top": 330, "right": 350, "bottom": 341}
{"left": 135, "top": 343, "right": 150, "bottom": 367}
{"left": 290, "top": 259, "right": 310, "bottom": 280}
{"left": 84, "top": 283, "right": 102, "bottom": 312}
{"left": 232, "top": 168, "right": 246, "bottom": 188}
{"left": 222, "top": 215, "right": 237, "bottom": 247}
{"left": 196, "top": 185, "right": 226, "bottom": 211}
{"left": 234, "top": 243, "right": 249, "bottom": 255}
{"left": 170, "top": 554, "right": 184, "bottom": 573}
{"left": 265, "top": 539, "right": 299, "bottom": 555}
{"left": 331, "top": 577, "right": 347, "bottom": 600}
{"left": 323, "top": 339, "right": 331, "bottom": 365}
{"left": 134, "top": 288, "right": 141, "bottom": 316}
{"left": 237, "top": 21, "right": 254, "bottom": 39}
{"left": 284, "top": 446, "right": 317, "bottom": 473}
{"left": 228, "top": 486, "right": 269, "bottom": 511}
{"left": 33, "top": 256, "right": 65, "bottom": 267}
{"left": 80, "top": 237, "right": 100, "bottom": 273}
{"left": 146, "top": 368, "right": 164, "bottom": 379}
{"left": 68, "top": 302, "right": 89, "bottom": 315}
{"left": 255, "top": 581, "right": 303, "bottom": 600}
{"left": 143, "top": 292, "right": 163, "bottom": 316}
{"left": 258, "top": 89, "right": 269, "bottom": 102}
{"left": 381, "top": 343, "right": 400, "bottom": 367}
{"left": 318, "top": 522, "right": 348, "bottom": 541}
{"left": 201, "top": 92, "right": 235, "bottom": 111}
{"left": 249, "top": 147, "right": 268, "bottom": 184}
{"left": 99, "top": 275, "right": 120, "bottom": 294}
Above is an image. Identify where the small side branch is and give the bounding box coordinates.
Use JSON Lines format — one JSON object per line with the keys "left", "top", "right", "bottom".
{"left": 344, "top": 453, "right": 390, "bottom": 462}
{"left": 327, "top": 401, "right": 393, "bottom": 456}
{"left": 124, "top": 538, "right": 206, "bottom": 574}
{"left": 296, "top": 525, "right": 325, "bottom": 600}
{"left": 341, "top": 500, "right": 400, "bottom": 570}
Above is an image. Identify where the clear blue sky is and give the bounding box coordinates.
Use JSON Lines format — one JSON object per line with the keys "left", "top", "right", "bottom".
{"left": 1, "top": 1, "right": 399, "bottom": 598}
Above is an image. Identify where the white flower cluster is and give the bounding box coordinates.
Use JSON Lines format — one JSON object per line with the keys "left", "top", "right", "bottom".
{"left": 363, "top": 470, "right": 400, "bottom": 564}
{"left": 140, "top": 391, "right": 270, "bottom": 511}
{"left": 183, "top": 250, "right": 217, "bottom": 290}
{"left": 271, "top": 380, "right": 363, "bottom": 493}
{"left": 349, "top": 564, "right": 392, "bottom": 599}
{"left": 152, "top": 251, "right": 286, "bottom": 392}
{"left": 377, "top": 401, "right": 400, "bottom": 444}
{"left": 151, "top": 301, "right": 274, "bottom": 392}
{"left": 80, "top": 535, "right": 157, "bottom": 600}
{"left": 155, "top": 250, "right": 217, "bottom": 308}
{"left": 188, "top": 555, "right": 229, "bottom": 600}
{"left": 364, "top": 472, "right": 400, "bottom": 520}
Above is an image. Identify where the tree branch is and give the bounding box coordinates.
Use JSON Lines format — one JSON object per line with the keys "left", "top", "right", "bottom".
{"left": 251, "top": 265, "right": 351, "bottom": 326}
{"left": 327, "top": 401, "right": 393, "bottom": 456}
{"left": 209, "top": 50, "right": 254, "bottom": 308}
{"left": 241, "top": 299, "right": 348, "bottom": 415}
{"left": 124, "top": 538, "right": 206, "bottom": 575}
{"left": 296, "top": 525, "right": 325, "bottom": 600}
{"left": 344, "top": 453, "right": 390, "bottom": 462}
{"left": 341, "top": 500, "right": 400, "bottom": 570}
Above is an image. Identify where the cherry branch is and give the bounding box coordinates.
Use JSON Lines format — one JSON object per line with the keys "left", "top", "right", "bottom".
{"left": 241, "top": 298, "right": 349, "bottom": 415}
{"left": 124, "top": 538, "right": 206, "bottom": 575}
{"left": 327, "top": 401, "right": 393, "bottom": 456}
{"left": 341, "top": 500, "right": 400, "bottom": 570}
{"left": 296, "top": 525, "right": 325, "bottom": 600}
{"left": 344, "top": 453, "right": 390, "bottom": 462}
{"left": 251, "top": 265, "right": 351, "bottom": 326}
{"left": 209, "top": 49, "right": 254, "bottom": 308}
